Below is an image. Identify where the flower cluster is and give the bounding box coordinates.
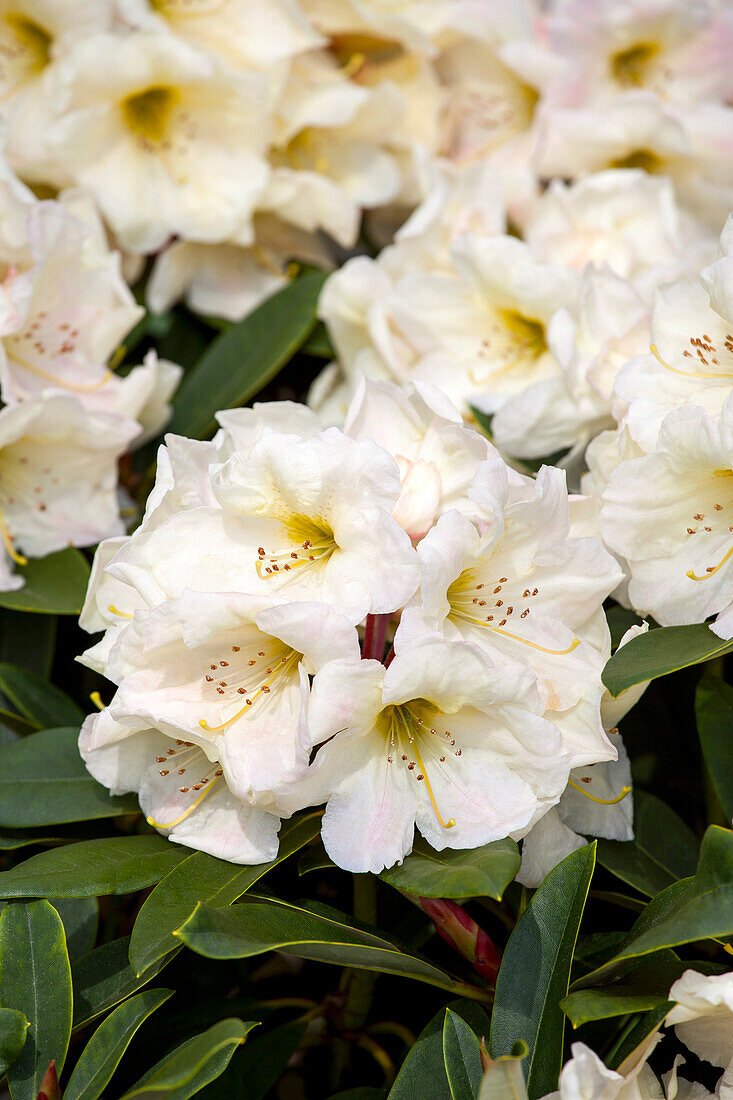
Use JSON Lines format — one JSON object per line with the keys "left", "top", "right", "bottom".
{"left": 79, "top": 387, "right": 633, "bottom": 874}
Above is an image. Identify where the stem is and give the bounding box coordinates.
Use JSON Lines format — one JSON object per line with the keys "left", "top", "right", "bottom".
{"left": 362, "top": 614, "right": 376, "bottom": 660}
{"left": 372, "top": 614, "right": 390, "bottom": 662}
{"left": 362, "top": 614, "right": 390, "bottom": 661}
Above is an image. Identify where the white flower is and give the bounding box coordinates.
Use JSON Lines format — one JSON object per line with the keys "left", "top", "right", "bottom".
{"left": 273, "top": 635, "right": 570, "bottom": 873}
{"left": 50, "top": 31, "right": 271, "bottom": 252}
{"left": 344, "top": 378, "right": 492, "bottom": 538}
{"left": 599, "top": 397, "right": 733, "bottom": 632}
{"left": 105, "top": 426, "right": 420, "bottom": 624}
{"left": 0, "top": 394, "right": 139, "bottom": 588}
{"left": 300, "top": 0, "right": 453, "bottom": 53}
{"left": 398, "top": 460, "right": 623, "bottom": 752}
{"left": 80, "top": 710, "right": 281, "bottom": 864}
{"left": 542, "top": 1040, "right": 665, "bottom": 1100}
{"left": 667, "top": 969, "right": 733, "bottom": 1085}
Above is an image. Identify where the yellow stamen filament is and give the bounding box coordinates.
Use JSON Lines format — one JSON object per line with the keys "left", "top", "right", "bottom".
{"left": 146, "top": 773, "right": 221, "bottom": 830}
{"left": 453, "top": 609, "right": 580, "bottom": 655}
{"left": 89, "top": 691, "right": 105, "bottom": 711}
{"left": 340, "top": 51, "right": 366, "bottom": 78}
{"left": 687, "top": 544, "right": 733, "bottom": 581}
{"left": 0, "top": 507, "right": 26, "bottom": 565}
{"left": 199, "top": 652, "right": 298, "bottom": 733}
{"left": 9, "top": 348, "right": 113, "bottom": 391}
{"left": 567, "top": 779, "right": 632, "bottom": 805}
{"left": 108, "top": 604, "right": 134, "bottom": 618}
{"left": 650, "top": 343, "right": 733, "bottom": 380}
{"left": 413, "top": 741, "right": 456, "bottom": 829}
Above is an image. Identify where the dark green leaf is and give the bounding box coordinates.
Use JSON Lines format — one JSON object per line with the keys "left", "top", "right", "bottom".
{"left": 130, "top": 812, "right": 321, "bottom": 976}
{"left": 0, "top": 611, "right": 55, "bottom": 676}
{"left": 64, "top": 989, "right": 173, "bottom": 1100}
{"left": 561, "top": 951, "right": 686, "bottom": 1026}
{"left": 469, "top": 407, "right": 493, "bottom": 438}
{"left": 0, "top": 727, "right": 139, "bottom": 826}
{"left": 443, "top": 1009, "right": 483, "bottom": 1100}
{"left": 490, "top": 843, "right": 596, "bottom": 1099}
{"left": 0, "top": 900, "right": 72, "bottom": 1100}
{"left": 301, "top": 322, "right": 334, "bottom": 359}
{"left": 330, "top": 1092, "right": 385, "bottom": 1100}
{"left": 119, "top": 1018, "right": 257, "bottom": 1100}
{"left": 606, "top": 606, "right": 645, "bottom": 651}
{"left": 0, "top": 664, "right": 83, "bottom": 729}
{"left": 605, "top": 1003, "right": 674, "bottom": 1072}
{"left": 176, "top": 897, "right": 485, "bottom": 998}
{"left": 169, "top": 272, "right": 326, "bottom": 439}
{"left": 0, "top": 1008, "right": 29, "bottom": 1076}
{"left": 198, "top": 1019, "right": 306, "bottom": 1100}
{"left": 389, "top": 1001, "right": 490, "bottom": 1100}
{"left": 72, "top": 937, "right": 181, "bottom": 1031}
{"left": 602, "top": 623, "right": 733, "bottom": 697}
{"left": 0, "top": 835, "right": 189, "bottom": 899}
{"left": 597, "top": 791, "right": 699, "bottom": 897}
{"left": 50, "top": 897, "right": 98, "bottom": 960}
{"left": 380, "top": 838, "right": 519, "bottom": 900}
{"left": 0, "top": 549, "right": 90, "bottom": 615}
{"left": 696, "top": 673, "right": 733, "bottom": 819}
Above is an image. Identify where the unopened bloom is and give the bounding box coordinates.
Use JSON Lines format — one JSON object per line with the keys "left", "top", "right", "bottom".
{"left": 274, "top": 635, "right": 570, "bottom": 873}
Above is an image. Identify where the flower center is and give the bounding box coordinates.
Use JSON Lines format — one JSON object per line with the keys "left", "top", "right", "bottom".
{"left": 685, "top": 470, "right": 733, "bottom": 581}
{"left": 121, "top": 85, "right": 181, "bottom": 144}
{"left": 198, "top": 640, "right": 300, "bottom": 732}
{"left": 609, "top": 150, "right": 664, "bottom": 173}
{"left": 378, "top": 700, "right": 459, "bottom": 830}
{"left": 651, "top": 340, "right": 733, "bottom": 381}
{"left": 2, "top": 13, "right": 51, "bottom": 74}
{"left": 610, "top": 41, "right": 660, "bottom": 88}
{"left": 469, "top": 309, "right": 546, "bottom": 387}
{"left": 6, "top": 309, "right": 113, "bottom": 393}
{"left": 448, "top": 567, "right": 580, "bottom": 655}
{"left": 256, "top": 515, "right": 337, "bottom": 581}
{"left": 147, "top": 739, "right": 224, "bottom": 830}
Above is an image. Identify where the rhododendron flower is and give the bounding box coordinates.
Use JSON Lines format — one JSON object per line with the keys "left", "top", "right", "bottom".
{"left": 0, "top": 394, "right": 139, "bottom": 589}
{"left": 273, "top": 636, "right": 570, "bottom": 873}
{"left": 667, "top": 969, "right": 733, "bottom": 1085}
{"left": 344, "top": 378, "right": 491, "bottom": 538}
{"left": 301, "top": 0, "right": 452, "bottom": 53}
{"left": 80, "top": 710, "right": 281, "bottom": 864}
{"left": 50, "top": 31, "right": 271, "bottom": 252}
{"left": 600, "top": 398, "right": 733, "bottom": 633}
{"left": 398, "top": 459, "right": 623, "bottom": 748}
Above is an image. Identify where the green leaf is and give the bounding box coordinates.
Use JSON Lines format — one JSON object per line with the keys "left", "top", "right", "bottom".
{"left": 490, "top": 843, "right": 596, "bottom": 1100}
{"left": 119, "top": 1018, "right": 257, "bottom": 1100}
{"left": 72, "top": 936, "right": 181, "bottom": 1031}
{"left": 0, "top": 549, "right": 90, "bottom": 615}
{"left": 130, "top": 812, "right": 321, "bottom": 977}
{"left": 602, "top": 623, "right": 733, "bottom": 697}
{"left": 596, "top": 790, "right": 699, "bottom": 897}
{"left": 64, "top": 989, "right": 173, "bottom": 1100}
{"left": 0, "top": 727, "right": 139, "bottom": 826}
{"left": 696, "top": 672, "right": 733, "bottom": 819}
{"left": 605, "top": 1003, "right": 674, "bottom": 1072}
{"left": 443, "top": 1009, "right": 483, "bottom": 1100}
{"left": 169, "top": 272, "right": 326, "bottom": 439}
{"left": 0, "top": 664, "right": 83, "bottom": 730}
{"left": 50, "top": 897, "right": 98, "bottom": 960}
{"left": 606, "top": 606, "right": 645, "bottom": 651}
{"left": 0, "top": 835, "right": 189, "bottom": 899}
{"left": 389, "top": 1001, "right": 490, "bottom": 1100}
{"left": 0, "top": 900, "right": 73, "bottom": 1100}
{"left": 197, "top": 1019, "right": 306, "bottom": 1100}
{"left": 561, "top": 951, "right": 686, "bottom": 1026}
{"left": 301, "top": 322, "right": 334, "bottom": 359}
{"left": 380, "top": 838, "right": 520, "bottom": 900}
{"left": 0, "top": 1008, "right": 29, "bottom": 1076}
{"left": 176, "top": 897, "right": 485, "bottom": 999}
{"left": 469, "top": 407, "right": 493, "bottom": 439}
{"left": 0, "top": 611, "right": 55, "bottom": 676}
{"left": 330, "top": 1092, "right": 384, "bottom": 1100}
{"left": 574, "top": 827, "right": 733, "bottom": 989}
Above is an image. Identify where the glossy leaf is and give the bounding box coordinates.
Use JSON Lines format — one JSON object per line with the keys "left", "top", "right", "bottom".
{"left": 0, "top": 611, "right": 55, "bottom": 676}
{"left": 0, "top": 664, "right": 84, "bottom": 729}
{"left": 443, "top": 1009, "right": 483, "bottom": 1100}
{"left": 0, "top": 900, "right": 73, "bottom": 1100}
{"left": 561, "top": 951, "right": 687, "bottom": 1026}
{"left": 490, "top": 843, "right": 596, "bottom": 1099}
{"left": 130, "top": 812, "right": 321, "bottom": 976}
{"left": 50, "top": 897, "right": 98, "bottom": 960}
{"left": 0, "top": 835, "right": 189, "bottom": 899}
{"left": 596, "top": 790, "right": 699, "bottom": 897}
{"left": 198, "top": 1019, "right": 307, "bottom": 1100}
{"left": 72, "top": 936, "right": 181, "bottom": 1031}
{"left": 0, "top": 549, "right": 90, "bottom": 615}
{"left": 64, "top": 989, "right": 173, "bottom": 1100}
{"left": 120, "top": 1018, "right": 257, "bottom": 1100}
{"left": 696, "top": 673, "right": 733, "bottom": 819}
{"left": 169, "top": 272, "right": 326, "bottom": 439}
{"left": 0, "top": 1008, "right": 29, "bottom": 1076}
{"left": 0, "top": 727, "right": 139, "bottom": 826}
{"left": 602, "top": 623, "right": 733, "bottom": 697}
{"left": 177, "top": 897, "right": 486, "bottom": 999}
{"left": 380, "top": 838, "right": 520, "bottom": 900}
{"left": 605, "top": 1002, "right": 674, "bottom": 1072}
{"left": 574, "top": 827, "right": 733, "bottom": 988}
{"left": 389, "top": 1001, "right": 491, "bottom": 1100}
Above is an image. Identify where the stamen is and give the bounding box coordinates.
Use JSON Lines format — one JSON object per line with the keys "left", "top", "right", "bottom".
{"left": 650, "top": 343, "right": 733, "bottom": 380}
{"left": 452, "top": 608, "right": 579, "bottom": 654}
{"left": 412, "top": 741, "right": 456, "bottom": 830}
{"left": 0, "top": 507, "right": 26, "bottom": 565}
{"left": 89, "top": 691, "right": 105, "bottom": 710}
{"left": 108, "top": 604, "right": 134, "bottom": 618}
{"left": 8, "top": 346, "right": 114, "bottom": 390}
{"left": 199, "top": 650, "right": 298, "bottom": 732}
{"left": 687, "top": 544, "right": 733, "bottom": 581}
{"left": 567, "top": 778, "right": 631, "bottom": 805}
{"left": 146, "top": 773, "right": 222, "bottom": 829}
